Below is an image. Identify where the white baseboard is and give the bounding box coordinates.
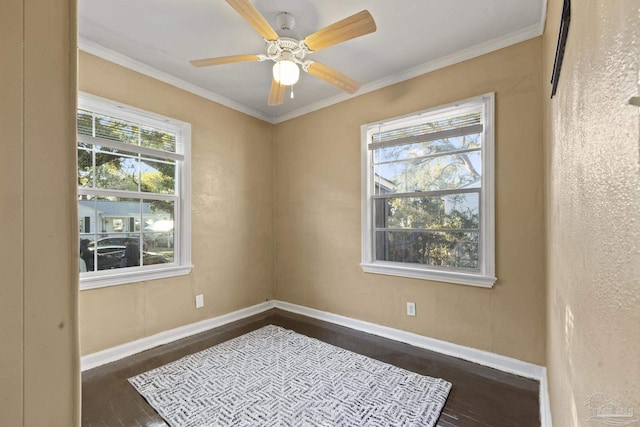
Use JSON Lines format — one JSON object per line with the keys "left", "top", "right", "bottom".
{"left": 81, "top": 299, "right": 551, "bottom": 426}
{"left": 80, "top": 301, "right": 275, "bottom": 371}
{"left": 271, "top": 301, "right": 552, "bottom": 427}
{"left": 274, "top": 301, "right": 543, "bottom": 377}
{"left": 540, "top": 371, "right": 553, "bottom": 427}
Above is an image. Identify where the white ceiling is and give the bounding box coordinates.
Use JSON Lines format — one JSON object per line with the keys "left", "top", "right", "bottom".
{"left": 78, "top": 0, "right": 547, "bottom": 123}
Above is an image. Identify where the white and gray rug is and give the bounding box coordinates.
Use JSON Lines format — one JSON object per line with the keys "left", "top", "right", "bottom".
{"left": 129, "top": 325, "right": 451, "bottom": 427}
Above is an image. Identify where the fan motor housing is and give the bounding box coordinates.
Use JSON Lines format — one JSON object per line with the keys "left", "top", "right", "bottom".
{"left": 266, "top": 37, "right": 307, "bottom": 64}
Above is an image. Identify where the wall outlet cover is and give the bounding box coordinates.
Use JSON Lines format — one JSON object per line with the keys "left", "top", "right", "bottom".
{"left": 195, "top": 294, "right": 204, "bottom": 308}
{"left": 407, "top": 302, "right": 416, "bottom": 316}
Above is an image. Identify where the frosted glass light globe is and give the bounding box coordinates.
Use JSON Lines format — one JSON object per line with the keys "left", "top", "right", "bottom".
{"left": 273, "top": 60, "right": 300, "bottom": 86}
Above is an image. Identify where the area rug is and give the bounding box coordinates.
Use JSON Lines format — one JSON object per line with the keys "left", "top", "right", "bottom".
{"left": 128, "top": 325, "right": 451, "bottom": 427}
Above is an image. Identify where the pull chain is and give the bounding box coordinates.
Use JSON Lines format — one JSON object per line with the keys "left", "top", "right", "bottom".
{"left": 290, "top": 85, "right": 294, "bottom": 99}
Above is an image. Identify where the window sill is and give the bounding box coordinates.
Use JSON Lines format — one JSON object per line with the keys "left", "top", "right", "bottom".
{"left": 80, "top": 264, "right": 193, "bottom": 291}
{"left": 360, "top": 262, "right": 496, "bottom": 288}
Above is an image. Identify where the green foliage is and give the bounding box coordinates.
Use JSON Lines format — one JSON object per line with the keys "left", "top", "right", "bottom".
{"left": 77, "top": 110, "right": 176, "bottom": 203}
{"left": 382, "top": 195, "right": 479, "bottom": 268}
{"left": 374, "top": 118, "right": 482, "bottom": 270}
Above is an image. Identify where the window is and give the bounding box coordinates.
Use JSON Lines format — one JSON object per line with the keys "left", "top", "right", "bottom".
{"left": 361, "top": 93, "right": 495, "bottom": 287}
{"left": 78, "top": 93, "right": 191, "bottom": 289}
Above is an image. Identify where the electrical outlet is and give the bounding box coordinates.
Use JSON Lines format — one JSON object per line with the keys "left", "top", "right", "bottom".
{"left": 406, "top": 302, "right": 416, "bottom": 317}
{"left": 195, "top": 294, "right": 204, "bottom": 308}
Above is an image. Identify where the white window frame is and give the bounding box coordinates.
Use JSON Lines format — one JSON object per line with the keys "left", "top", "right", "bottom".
{"left": 78, "top": 92, "right": 192, "bottom": 290}
{"left": 360, "top": 93, "right": 496, "bottom": 287}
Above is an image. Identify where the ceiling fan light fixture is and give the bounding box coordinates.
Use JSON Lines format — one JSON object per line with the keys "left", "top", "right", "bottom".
{"left": 273, "top": 60, "right": 300, "bottom": 86}
{"left": 190, "top": 3, "right": 376, "bottom": 105}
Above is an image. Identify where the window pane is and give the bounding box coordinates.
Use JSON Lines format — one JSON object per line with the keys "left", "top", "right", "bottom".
{"left": 143, "top": 199, "right": 174, "bottom": 264}
{"left": 375, "top": 230, "right": 479, "bottom": 269}
{"left": 84, "top": 197, "right": 175, "bottom": 270}
{"left": 79, "top": 236, "right": 95, "bottom": 272}
{"left": 90, "top": 234, "right": 141, "bottom": 270}
{"left": 88, "top": 197, "right": 142, "bottom": 270}
{"left": 78, "top": 147, "right": 93, "bottom": 187}
{"left": 77, "top": 196, "right": 176, "bottom": 271}
{"left": 95, "top": 114, "right": 140, "bottom": 144}
{"left": 93, "top": 197, "right": 141, "bottom": 233}
{"left": 94, "top": 152, "right": 139, "bottom": 191}
{"left": 140, "top": 128, "right": 177, "bottom": 153}
{"left": 376, "top": 193, "right": 479, "bottom": 230}
{"left": 78, "top": 110, "right": 93, "bottom": 136}
{"left": 140, "top": 158, "right": 176, "bottom": 194}
{"left": 79, "top": 195, "right": 96, "bottom": 272}
{"left": 374, "top": 133, "right": 481, "bottom": 163}
{"left": 89, "top": 112, "right": 178, "bottom": 154}
{"left": 373, "top": 112, "right": 482, "bottom": 145}
{"left": 95, "top": 245, "right": 126, "bottom": 270}
{"left": 373, "top": 150, "right": 481, "bottom": 194}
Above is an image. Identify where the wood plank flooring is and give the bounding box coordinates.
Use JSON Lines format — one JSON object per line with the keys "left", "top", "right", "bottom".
{"left": 82, "top": 309, "right": 540, "bottom": 426}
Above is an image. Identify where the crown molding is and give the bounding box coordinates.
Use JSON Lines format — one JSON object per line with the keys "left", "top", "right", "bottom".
{"left": 78, "top": 38, "right": 276, "bottom": 123}
{"left": 79, "top": 18, "right": 544, "bottom": 125}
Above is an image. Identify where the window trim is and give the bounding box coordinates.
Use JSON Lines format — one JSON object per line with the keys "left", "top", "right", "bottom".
{"left": 360, "top": 93, "right": 496, "bottom": 287}
{"left": 78, "top": 92, "right": 192, "bottom": 290}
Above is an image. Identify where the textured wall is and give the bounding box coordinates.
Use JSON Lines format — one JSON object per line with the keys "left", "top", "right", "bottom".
{"left": 0, "top": 1, "right": 24, "bottom": 422}
{"left": 78, "top": 52, "right": 275, "bottom": 354}
{"left": 0, "top": 0, "right": 79, "bottom": 425}
{"left": 274, "top": 39, "right": 546, "bottom": 365}
{"left": 543, "top": 0, "right": 640, "bottom": 425}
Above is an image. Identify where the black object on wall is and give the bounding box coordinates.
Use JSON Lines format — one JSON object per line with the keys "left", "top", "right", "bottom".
{"left": 551, "top": 0, "right": 571, "bottom": 98}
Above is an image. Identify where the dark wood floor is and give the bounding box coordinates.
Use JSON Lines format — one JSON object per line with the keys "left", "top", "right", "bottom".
{"left": 82, "top": 309, "right": 540, "bottom": 426}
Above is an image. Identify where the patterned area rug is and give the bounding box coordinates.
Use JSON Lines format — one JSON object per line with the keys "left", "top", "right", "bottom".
{"left": 129, "top": 325, "right": 451, "bottom": 426}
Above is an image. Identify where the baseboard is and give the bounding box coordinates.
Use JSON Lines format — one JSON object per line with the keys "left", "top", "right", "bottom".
{"left": 272, "top": 300, "right": 552, "bottom": 427}
{"left": 540, "top": 371, "right": 553, "bottom": 427}
{"left": 273, "top": 301, "right": 542, "bottom": 377}
{"left": 81, "top": 299, "right": 551, "bottom": 426}
{"left": 80, "top": 301, "right": 275, "bottom": 371}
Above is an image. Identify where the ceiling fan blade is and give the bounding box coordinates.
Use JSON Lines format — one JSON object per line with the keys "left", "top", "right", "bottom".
{"left": 306, "top": 61, "right": 361, "bottom": 94}
{"left": 226, "top": 0, "right": 279, "bottom": 41}
{"left": 190, "top": 54, "right": 261, "bottom": 67}
{"left": 303, "top": 10, "right": 376, "bottom": 52}
{"left": 268, "top": 79, "right": 285, "bottom": 106}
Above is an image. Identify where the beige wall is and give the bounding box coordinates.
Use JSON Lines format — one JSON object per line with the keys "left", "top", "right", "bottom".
{"left": 274, "top": 38, "right": 546, "bottom": 365}
{"left": 543, "top": 0, "right": 640, "bottom": 425}
{"left": 79, "top": 39, "right": 547, "bottom": 367}
{"left": 2, "top": 0, "right": 636, "bottom": 423}
{"left": 78, "top": 52, "right": 275, "bottom": 355}
{"left": 0, "top": 0, "right": 79, "bottom": 425}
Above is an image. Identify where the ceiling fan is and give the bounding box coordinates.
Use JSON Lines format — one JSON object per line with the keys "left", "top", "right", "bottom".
{"left": 190, "top": 0, "right": 377, "bottom": 106}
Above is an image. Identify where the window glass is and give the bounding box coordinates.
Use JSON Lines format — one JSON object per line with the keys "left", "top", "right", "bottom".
{"left": 373, "top": 151, "right": 482, "bottom": 194}
{"left": 77, "top": 94, "right": 190, "bottom": 289}
{"left": 362, "top": 94, "right": 495, "bottom": 286}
